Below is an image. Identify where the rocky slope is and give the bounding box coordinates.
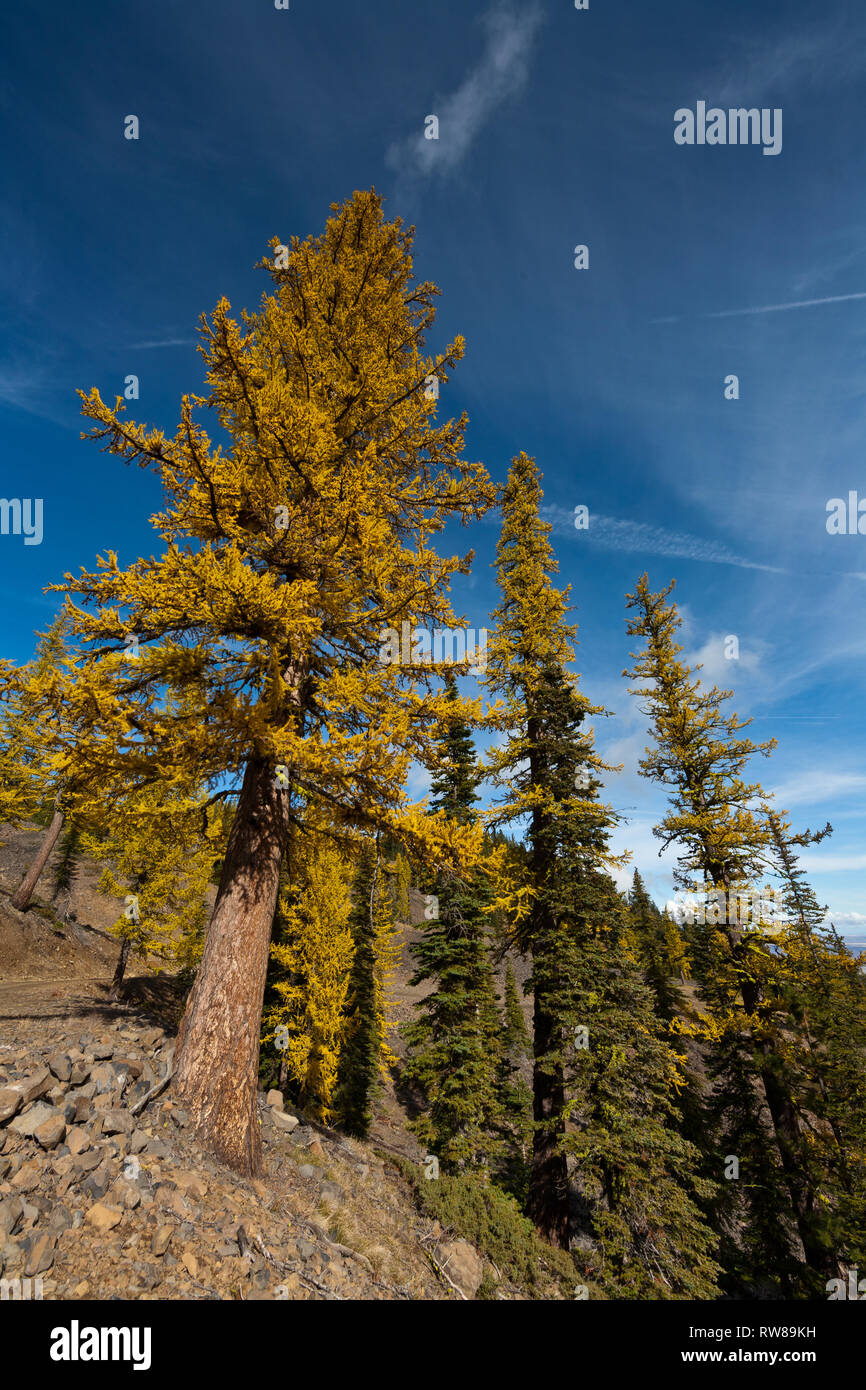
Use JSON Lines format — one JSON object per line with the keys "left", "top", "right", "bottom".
{"left": 0, "top": 826, "right": 534, "bottom": 1302}
{"left": 0, "top": 988, "right": 501, "bottom": 1300}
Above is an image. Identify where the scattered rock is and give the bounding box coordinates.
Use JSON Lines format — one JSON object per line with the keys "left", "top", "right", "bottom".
{"left": 64, "top": 1095, "right": 93, "bottom": 1126}
{"left": 152, "top": 1224, "right": 173, "bottom": 1257}
{"left": 47, "top": 1054, "right": 72, "bottom": 1083}
{"left": 71, "top": 1149, "right": 103, "bottom": 1174}
{"left": 66, "top": 1127, "right": 90, "bottom": 1156}
{"left": 9, "top": 1101, "right": 60, "bottom": 1140}
{"left": 439, "top": 1238, "right": 484, "bottom": 1297}
{"left": 91, "top": 1063, "right": 123, "bottom": 1095}
{"left": 173, "top": 1172, "right": 208, "bottom": 1201}
{"left": 10, "top": 1068, "right": 52, "bottom": 1108}
{"left": 0, "top": 1088, "right": 23, "bottom": 1125}
{"left": 85, "top": 1203, "right": 123, "bottom": 1234}
{"left": 101, "top": 1109, "right": 135, "bottom": 1136}
{"left": 0, "top": 1196, "right": 23, "bottom": 1238}
{"left": 33, "top": 1112, "right": 66, "bottom": 1150}
{"left": 47, "top": 1205, "right": 73, "bottom": 1233}
{"left": 24, "top": 1230, "right": 56, "bottom": 1276}
{"left": 11, "top": 1159, "right": 43, "bottom": 1193}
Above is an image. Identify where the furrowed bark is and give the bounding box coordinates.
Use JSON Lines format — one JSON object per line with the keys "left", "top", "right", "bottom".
{"left": 172, "top": 756, "right": 288, "bottom": 1176}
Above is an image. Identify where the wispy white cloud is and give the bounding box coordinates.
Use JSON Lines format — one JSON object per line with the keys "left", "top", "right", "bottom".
{"left": 385, "top": 1, "right": 543, "bottom": 179}
{"left": 800, "top": 852, "right": 866, "bottom": 873}
{"left": 769, "top": 771, "right": 866, "bottom": 810}
{"left": 542, "top": 505, "right": 786, "bottom": 574}
{"left": 0, "top": 365, "right": 50, "bottom": 410}
{"left": 0, "top": 363, "right": 74, "bottom": 428}
{"left": 714, "top": 17, "right": 866, "bottom": 105}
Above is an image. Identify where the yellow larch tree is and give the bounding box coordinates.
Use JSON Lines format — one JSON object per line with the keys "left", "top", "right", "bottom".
{"left": 40, "top": 190, "right": 493, "bottom": 1173}
{"left": 81, "top": 783, "right": 225, "bottom": 999}
{"left": 264, "top": 841, "right": 355, "bottom": 1124}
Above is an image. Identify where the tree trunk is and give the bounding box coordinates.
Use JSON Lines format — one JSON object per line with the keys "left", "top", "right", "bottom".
{"left": 527, "top": 985, "right": 570, "bottom": 1248}
{"left": 172, "top": 757, "right": 287, "bottom": 1176}
{"left": 109, "top": 937, "right": 131, "bottom": 1002}
{"left": 740, "top": 967, "right": 826, "bottom": 1275}
{"left": 11, "top": 805, "right": 64, "bottom": 911}
{"left": 720, "top": 899, "right": 815, "bottom": 1273}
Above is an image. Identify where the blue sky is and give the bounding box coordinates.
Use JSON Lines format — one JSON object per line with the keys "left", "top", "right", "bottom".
{"left": 2, "top": 0, "right": 865, "bottom": 937}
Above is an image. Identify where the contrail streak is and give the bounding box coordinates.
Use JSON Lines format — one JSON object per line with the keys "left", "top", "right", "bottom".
{"left": 654, "top": 290, "right": 866, "bottom": 324}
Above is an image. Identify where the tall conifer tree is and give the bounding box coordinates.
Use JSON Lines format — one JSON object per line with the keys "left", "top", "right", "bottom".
{"left": 624, "top": 574, "right": 845, "bottom": 1291}
{"left": 33, "top": 191, "right": 494, "bottom": 1173}
{"left": 484, "top": 466, "right": 720, "bottom": 1289}
{"left": 404, "top": 671, "right": 502, "bottom": 1170}
{"left": 336, "top": 838, "right": 399, "bottom": 1138}
{"left": 484, "top": 453, "right": 612, "bottom": 1243}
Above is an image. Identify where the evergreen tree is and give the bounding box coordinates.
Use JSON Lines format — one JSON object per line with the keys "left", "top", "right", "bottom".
{"left": 336, "top": 838, "right": 399, "bottom": 1138}
{"left": 561, "top": 875, "right": 722, "bottom": 1298}
{"left": 0, "top": 617, "right": 68, "bottom": 830}
{"left": 494, "top": 959, "right": 534, "bottom": 1200}
{"left": 624, "top": 573, "right": 842, "bottom": 1292}
{"left": 627, "top": 869, "right": 686, "bottom": 1020}
{"left": 404, "top": 671, "right": 503, "bottom": 1171}
{"left": 484, "top": 452, "right": 615, "bottom": 1245}
{"left": 764, "top": 810, "right": 866, "bottom": 1277}
{"left": 51, "top": 823, "right": 84, "bottom": 920}
{"left": 483, "top": 464, "right": 722, "bottom": 1291}
{"left": 37, "top": 190, "right": 495, "bottom": 1173}
{"left": 388, "top": 852, "right": 412, "bottom": 923}
{"left": 502, "top": 959, "right": 530, "bottom": 1057}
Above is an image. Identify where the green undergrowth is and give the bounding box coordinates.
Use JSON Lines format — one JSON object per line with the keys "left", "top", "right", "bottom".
{"left": 388, "top": 1154, "right": 585, "bottom": 1299}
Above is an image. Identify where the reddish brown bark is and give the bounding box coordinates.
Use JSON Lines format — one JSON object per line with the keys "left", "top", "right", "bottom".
{"left": 172, "top": 756, "right": 288, "bottom": 1176}
{"left": 11, "top": 805, "right": 65, "bottom": 911}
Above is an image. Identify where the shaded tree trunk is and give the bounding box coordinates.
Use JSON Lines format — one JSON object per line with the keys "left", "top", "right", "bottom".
{"left": 11, "top": 804, "right": 64, "bottom": 911}
{"left": 172, "top": 756, "right": 288, "bottom": 1176}
{"left": 527, "top": 972, "right": 569, "bottom": 1248}
{"left": 109, "top": 937, "right": 131, "bottom": 1002}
